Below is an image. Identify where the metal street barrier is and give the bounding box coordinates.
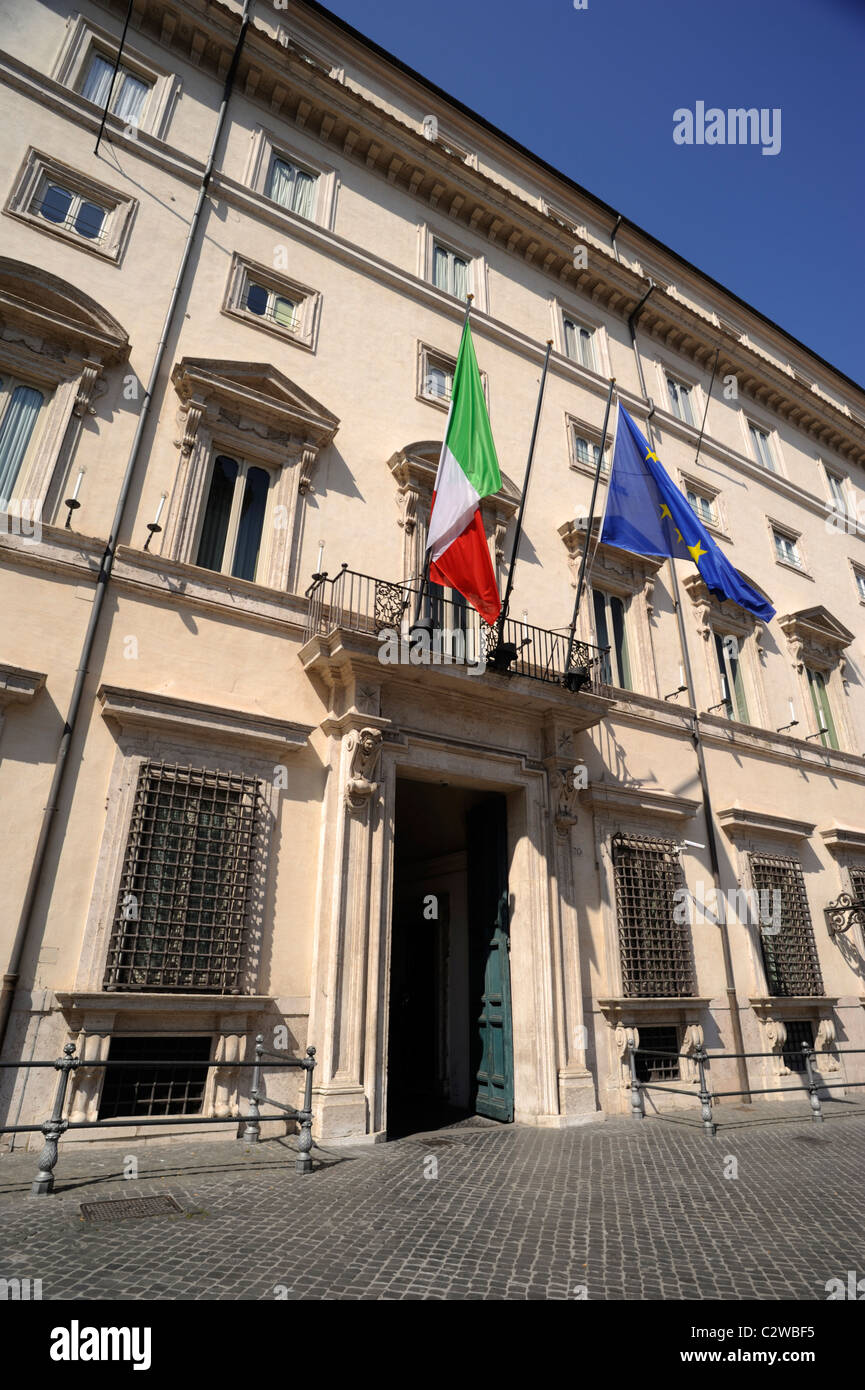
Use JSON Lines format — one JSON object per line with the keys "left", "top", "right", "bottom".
{"left": 0, "top": 1033, "right": 316, "bottom": 1194}
{"left": 627, "top": 1043, "right": 865, "bottom": 1136}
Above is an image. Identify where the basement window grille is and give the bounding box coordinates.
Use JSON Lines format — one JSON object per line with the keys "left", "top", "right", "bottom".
{"left": 850, "top": 868, "right": 865, "bottom": 909}
{"left": 781, "top": 1019, "right": 815, "bottom": 1074}
{"left": 103, "top": 760, "right": 262, "bottom": 993}
{"left": 97, "top": 1035, "right": 212, "bottom": 1119}
{"left": 612, "top": 834, "right": 695, "bottom": 998}
{"left": 749, "top": 854, "right": 823, "bottom": 997}
{"left": 634, "top": 1025, "right": 681, "bottom": 1082}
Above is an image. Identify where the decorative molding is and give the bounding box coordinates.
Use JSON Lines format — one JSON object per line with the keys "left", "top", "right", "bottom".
{"left": 820, "top": 824, "right": 865, "bottom": 856}
{"left": 0, "top": 662, "right": 46, "bottom": 707}
{"left": 549, "top": 766, "right": 579, "bottom": 837}
{"left": 778, "top": 606, "right": 854, "bottom": 673}
{"left": 98, "top": 685, "right": 313, "bottom": 757}
{"left": 717, "top": 806, "right": 815, "bottom": 842}
{"left": 344, "top": 726, "right": 383, "bottom": 813}
{"left": 580, "top": 783, "right": 700, "bottom": 823}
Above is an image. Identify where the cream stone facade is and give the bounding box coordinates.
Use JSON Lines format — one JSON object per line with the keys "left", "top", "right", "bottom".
{"left": 1, "top": 0, "right": 864, "bottom": 1148}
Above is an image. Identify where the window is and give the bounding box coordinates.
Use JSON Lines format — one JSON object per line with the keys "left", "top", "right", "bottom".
{"left": 773, "top": 528, "right": 801, "bottom": 568}
{"left": 425, "top": 363, "right": 453, "bottom": 401}
{"left": 102, "top": 760, "right": 262, "bottom": 992}
{"left": 575, "top": 436, "right": 603, "bottom": 470}
{"left": 667, "top": 377, "right": 695, "bottom": 426}
{"left": 195, "top": 454, "right": 272, "bottom": 583}
{"left": 806, "top": 667, "right": 839, "bottom": 750}
{"left": 80, "top": 52, "right": 152, "bottom": 124}
{"left": 687, "top": 487, "right": 716, "bottom": 526}
{"left": 825, "top": 469, "right": 847, "bottom": 514}
{"left": 245, "top": 281, "right": 297, "bottom": 330}
{"left": 563, "top": 317, "right": 596, "bottom": 371}
{"left": 0, "top": 377, "right": 44, "bottom": 508}
{"left": 749, "top": 854, "right": 823, "bottom": 997}
{"left": 593, "top": 589, "right": 631, "bottom": 689}
{"left": 97, "top": 1036, "right": 211, "bottom": 1119}
{"left": 781, "top": 1019, "right": 815, "bottom": 1075}
{"left": 6, "top": 150, "right": 137, "bottom": 262}
{"left": 851, "top": 868, "right": 865, "bottom": 909}
{"left": 749, "top": 423, "right": 776, "bottom": 471}
{"left": 33, "top": 177, "right": 106, "bottom": 243}
{"left": 714, "top": 632, "right": 749, "bottom": 723}
{"left": 854, "top": 567, "right": 865, "bottom": 603}
{"left": 267, "top": 155, "right": 317, "bottom": 218}
{"left": 568, "top": 420, "right": 610, "bottom": 476}
{"left": 432, "top": 242, "right": 469, "bottom": 299}
{"left": 612, "top": 834, "right": 694, "bottom": 997}
{"left": 634, "top": 1025, "right": 681, "bottom": 1082}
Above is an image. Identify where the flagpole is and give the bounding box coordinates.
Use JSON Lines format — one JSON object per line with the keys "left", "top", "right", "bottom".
{"left": 564, "top": 377, "right": 616, "bottom": 682}
{"left": 627, "top": 297, "right": 751, "bottom": 1104}
{"left": 413, "top": 294, "right": 475, "bottom": 631}
{"left": 492, "top": 338, "right": 553, "bottom": 665}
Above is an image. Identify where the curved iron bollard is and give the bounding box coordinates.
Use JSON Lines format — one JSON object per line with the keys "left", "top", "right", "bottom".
{"left": 296, "top": 1046, "right": 316, "bottom": 1174}
{"left": 241, "top": 1034, "right": 264, "bottom": 1142}
{"left": 802, "top": 1043, "right": 824, "bottom": 1123}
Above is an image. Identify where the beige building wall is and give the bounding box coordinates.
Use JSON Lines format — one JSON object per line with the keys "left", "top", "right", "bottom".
{"left": 1, "top": 0, "right": 863, "bottom": 1147}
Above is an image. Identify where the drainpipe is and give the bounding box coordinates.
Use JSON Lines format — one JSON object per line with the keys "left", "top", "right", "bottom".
{"left": 609, "top": 213, "right": 622, "bottom": 263}
{"left": 0, "top": 0, "right": 253, "bottom": 1055}
{"left": 626, "top": 279, "right": 751, "bottom": 1103}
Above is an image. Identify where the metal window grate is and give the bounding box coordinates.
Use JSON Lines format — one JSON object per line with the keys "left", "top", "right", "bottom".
{"left": 97, "top": 1036, "right": 212, "bottom": 1119}
{"left": 103, "top": 760, "right": 261, "bottom": 993}
{"left": 634, "top": 1025, "right": 681, "bottom": 1082}
{"left": 749, "top": 854, "right": 823, "bottom": 997}
{"left": 613, "top": 834, "right": 695, "bottom": 997}
{"left": 781, "top": 1019, "right": 815, "bottom": 1074}
{"left": 851, "top": 868, "right": 865, "bottom": 907}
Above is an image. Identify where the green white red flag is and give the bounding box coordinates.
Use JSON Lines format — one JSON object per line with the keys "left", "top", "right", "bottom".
{"left": 427, "top": 321, "right": 502, "bottom": 624}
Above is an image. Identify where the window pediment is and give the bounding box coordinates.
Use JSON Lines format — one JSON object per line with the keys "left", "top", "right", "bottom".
{"left": 171, "top": 358, "right": 338, "bottom": 457}
{"left": 683, "top": 572, "right": 768, "bottom": 641}
{"left": 558, "top": 519, "right": 663, "bottom": 597}
{"left": 0, "top": 258, "right": 129, "bottom": 364}
{"left": 778, "top": 605, "right": 853, "bottom": 671}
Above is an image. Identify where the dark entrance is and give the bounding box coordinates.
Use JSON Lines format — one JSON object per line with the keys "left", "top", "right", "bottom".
{"left": 386, "top": 779, "right": 514, "bottom": 1137}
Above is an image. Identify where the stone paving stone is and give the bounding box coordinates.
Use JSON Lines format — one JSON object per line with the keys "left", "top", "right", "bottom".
{"left": 0, "top": 1109, "right": 864, "bottom": 1299}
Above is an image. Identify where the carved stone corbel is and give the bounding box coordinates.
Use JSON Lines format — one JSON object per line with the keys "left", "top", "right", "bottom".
{"left": 765, "top": 1017, "right": 788, "bottom": 1075}
{"left": 550, "top": 766, "right": 579, "bottom": 837}
{"left": 615, "top": 1022, "right": 639, "bottom": 1083}
{"left": 298, "top": 445, "right": 317, "bottom": 496}
{"left": 397, "top": 483, "right": 419, "bottom": 536}
{"left": 681, "top": 1022, "right": 704, "bottom": 1083}
{"left": 72, "top": 358, "right": 103, "bottom": 418}
{"left": 815, "top": 1017, "right": 840, "bottom": 1072}
{"left": 175, "top": 397, "right": 205, "bottom": 455}
{"left": 344, "top": 727, "right": 383, "bottom": 813}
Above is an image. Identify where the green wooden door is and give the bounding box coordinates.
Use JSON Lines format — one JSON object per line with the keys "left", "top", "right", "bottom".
{"left": 468, "top": 799, "right": 514, "bottom": 1122}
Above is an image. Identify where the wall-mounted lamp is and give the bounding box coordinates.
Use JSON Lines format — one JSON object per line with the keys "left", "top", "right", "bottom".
{"left": 64, "top": 468, "right": 85, "bottom": 528}
{"left": 143, "top": 493, "right": 167, "bottom": 551}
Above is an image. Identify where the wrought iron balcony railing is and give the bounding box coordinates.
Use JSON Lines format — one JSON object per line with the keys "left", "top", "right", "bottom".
{"left": 304, "top": 566, "right": 609, "bottom": 694}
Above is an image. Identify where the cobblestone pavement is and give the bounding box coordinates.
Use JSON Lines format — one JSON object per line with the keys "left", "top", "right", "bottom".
{"left": 1, "top": 1103, "right": 864, "bottom": 1301}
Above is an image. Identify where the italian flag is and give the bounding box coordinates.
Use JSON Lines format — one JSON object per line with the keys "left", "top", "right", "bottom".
{"left": 427, "top": 321, "right": 502, "bottom": 623}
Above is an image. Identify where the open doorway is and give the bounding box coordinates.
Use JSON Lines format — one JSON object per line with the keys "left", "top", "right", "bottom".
{"left": 387, "top": 777, "right": 514, "bottom": 1138}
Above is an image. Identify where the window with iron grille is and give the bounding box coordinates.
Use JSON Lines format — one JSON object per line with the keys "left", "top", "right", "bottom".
{"left": 103, "top": 761, "right": 262, "bottom": 993}
{"left": 851, "top": 868, "right": 865, "bottom": 907}
{"left": 97, "top": 1035, "right": 211, "bottom": 1119}
{"left": 781, "top": 1019, "right": 814, "bottom": 1074}
{"left": 613, "top": 834, "right": 695, "bottom": 997}
{"left": 749, "top": 854, "right": 823, "bottom": 997}
{"left": 634, "top": 1025, "right": 681, "bottom": 1081}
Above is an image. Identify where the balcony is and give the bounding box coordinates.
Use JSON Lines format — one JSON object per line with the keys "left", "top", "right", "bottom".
{"left": 303, "top": 566, "right": 612, "bottom": 718}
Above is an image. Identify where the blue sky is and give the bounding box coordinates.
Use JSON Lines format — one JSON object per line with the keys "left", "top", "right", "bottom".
{"left": 315, "top": 0, "right": 865, "bottom": 386}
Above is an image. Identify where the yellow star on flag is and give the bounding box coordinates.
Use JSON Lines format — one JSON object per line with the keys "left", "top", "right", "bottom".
{"left": 688, "top": 540, "right": 707, "bottom": 564}
{"left": 674, "top": 528, "right": 683, "bottom": 543}
{"left": 659, "top": 503, "right": 672, "bottom": 520}
{"left": 645, "top": 449, "right": 659, "bottom": 462}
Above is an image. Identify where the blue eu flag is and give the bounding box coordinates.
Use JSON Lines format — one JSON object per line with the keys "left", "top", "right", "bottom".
{"left": 601, "top": 405, "right": 775, "bottom": 623}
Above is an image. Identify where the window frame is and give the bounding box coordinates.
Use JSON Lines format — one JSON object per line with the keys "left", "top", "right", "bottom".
{"left": 566, "top": 414, "right": 611, "bottom": 479}
{"left": 52, "top": 17, "right": 179, "bottom": 141}
{"left": 431, "top": 238, "right": 471, "bottom": 300}
{"left": 770, "top": 522, "right": 805, "bottom": 572}
{"left": 418, "top": 224, "right": 488, "bottom": 312}
{"left": 747, "top": 420, "right": 779, "bottom": 473}
{"left": 805, "top": 665, "right": 840, "bottom": 751}
{"left": 713, "top": 629, "right": 750, "bottom": 724}
{"left": 851, "top": 562, "right": 865, "bottom": 605}
{"left": 417, "top": 341, "right": 489, "bottom": 411}
{"left": 591, "top": 586, "right": 632, "bottom": 691}
{"left": 0, "top": 373, "right": 48, "bottom": 512}
{"left": 5, "top": 149, "right": 137, "bottom": 263}
{"left": 666, "top": 375, "right": 696, "bottom": 427}
{"left": 222, "top": 253, "right": 320, "bottom": 351}
{"left": 245, "top": 128, "right": 338, "bottom": 229}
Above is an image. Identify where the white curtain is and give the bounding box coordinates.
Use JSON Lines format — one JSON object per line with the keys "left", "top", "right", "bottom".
{"left": 114, "top": 73, "right": 149, "bottom": 124}
{"left": 269, "top": 158, "right": 295, "bottom": 209}
{"left": 452, "top": 255, "right": 468, "bottom": 301}
{"left": 81, "top": 54, "right": 113, "bottom": 107}
{"left": 292, "top": 169, "right": 315, "bottom": 218}
{"left": 0, "top": 385, "right": 43, "bottom": 507}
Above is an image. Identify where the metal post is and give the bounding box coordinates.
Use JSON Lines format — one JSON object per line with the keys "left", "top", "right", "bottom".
{"left": 565, "top": 376, "right": 616, "bottom": 670}
{"left": 94, "top": 0, "right": 136, "bottom": 156}
{"left": 695, "top": 1046, "right": 716, "bottom": 1136}
{"left": 296, "top": 1046, "right": 316, "bottom": 1175}
{"left": 628, "top": 1044, "right": 644, "bottom": 1119}
{"left": 802, "top": 1043, "right": 823, "bottom": 1123}
{"left": 241, "top": 1034, "right": 263, "bottom": 1142}
{"left": 30, "top": 1043, "right": 78, "bottom": 1196}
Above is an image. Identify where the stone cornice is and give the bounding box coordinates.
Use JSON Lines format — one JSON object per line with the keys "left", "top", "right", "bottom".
{"left": 64, "top": 3, "right": 865, "bottom": 462}
{"left": 717, "top": 805, "right": 815, "bottom": 841}
{"left": 698, "top": 712, "right": 865, "bottom": 781}
{"left": 579, "top": 782, "right": 701, "bottom": 822}
{"left": 55, "top": 991, "right": 276, "bottom": 1022}
{"left": 819, "top": 824, "right": 865, "bottom": 856}
{"left": 0, "top": 523, "right": 104, "bottom": 579}
{"left": 111, "top": 547, "right": 309, "bottom": 633}
{"left": 0, "top": 662, "right": 46, "bottom": 707}
{"left": 98, "top": 684, "right": 314, "bottom": 755}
